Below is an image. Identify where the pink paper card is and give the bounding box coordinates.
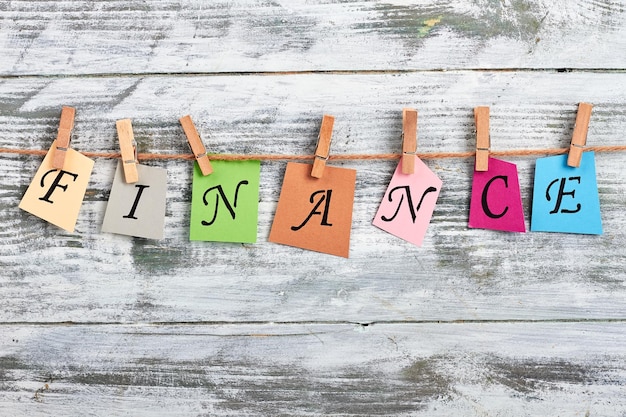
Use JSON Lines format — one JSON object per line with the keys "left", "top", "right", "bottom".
{"left": 373, "top": 158, "right": 442, "bottom": 246}
{"left": 469, "top": 157, "right": 526, "bottom": 232}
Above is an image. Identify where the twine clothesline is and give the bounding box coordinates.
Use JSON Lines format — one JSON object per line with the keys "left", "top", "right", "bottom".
{"left": 1, "top": 145, "right": 626, "bottom": 161}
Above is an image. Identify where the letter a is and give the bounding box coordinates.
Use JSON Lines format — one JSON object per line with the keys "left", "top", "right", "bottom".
{"left": 291, "top": 189, "right": 333, "bottom": 231}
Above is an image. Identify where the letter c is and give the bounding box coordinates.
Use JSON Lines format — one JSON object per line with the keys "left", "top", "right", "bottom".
{"left": 481, "top": 175, "right": 509, "bottom": 219}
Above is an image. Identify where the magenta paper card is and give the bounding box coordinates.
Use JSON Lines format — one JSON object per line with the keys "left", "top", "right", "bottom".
{"left": 469, "top": 157, "right": 525, "bottom": 232}
{"left": 373, "top": 158, "right": 442, "bottom": 246}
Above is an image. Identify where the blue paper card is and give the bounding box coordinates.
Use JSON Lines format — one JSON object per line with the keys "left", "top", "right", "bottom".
{"left": 531, "top": 152, "right": 602, "bottom": 235}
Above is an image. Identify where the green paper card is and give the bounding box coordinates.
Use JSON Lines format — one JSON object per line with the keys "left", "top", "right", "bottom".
{"left": 190, "top": 160, "right": 260, "bottom": 243}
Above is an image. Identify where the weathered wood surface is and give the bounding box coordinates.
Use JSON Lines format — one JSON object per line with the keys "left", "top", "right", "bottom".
{"left": 1, "top": 72, "right": 625, "bottom": 323}
{"left": 1, "top": 0, "right": 625, "bottom": 74}
{"left": 1, "top": 0, "right": 626, "bottom": 415}
{"left": 2, "top": 323, "right": 626, "bottom": 416}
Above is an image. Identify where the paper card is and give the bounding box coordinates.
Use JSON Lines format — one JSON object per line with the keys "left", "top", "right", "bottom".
{"left": 269, "top": 162, "right": 356, "bottom": 258}
{"left": 531, "top": 152, "right": 602, "bottom": 234}
{"left": 372, "top": 158, "right": 442, "bottom": 246}
{"left": 469, "top": 157, "right": 525, "bottom": 232}
{"left": 190, "top": 160, "right": 260, "bottom": 243}
{"left": 101, "top": 161, "right": 167, "bottom": 239}
{"left": 19, "top": 141, "right": 94, "bottom": 232}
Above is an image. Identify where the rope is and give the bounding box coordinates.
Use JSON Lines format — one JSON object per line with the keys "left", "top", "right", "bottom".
{"left": 1, "top": 145, "right": 626, "bottom": 161}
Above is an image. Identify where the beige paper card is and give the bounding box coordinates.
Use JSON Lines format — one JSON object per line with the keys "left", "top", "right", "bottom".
{"left": 19, "top": 141, "right": 94, "bottom": 232}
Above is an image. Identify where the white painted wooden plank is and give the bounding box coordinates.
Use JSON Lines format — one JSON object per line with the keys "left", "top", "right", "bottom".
{"left": 1, "top": 1, "right": 624, "bottom": 414}
{"left": 1, "top": 72, "right": 624, "bottom": 156}
{"left": 0, "top": 0, "right": 625, "bottom": 75}
{"left": 0, "top": 322, "right": 625, "bottom": 416}
{"left": 0, "top": 71, "right": 625, "bottom": 322}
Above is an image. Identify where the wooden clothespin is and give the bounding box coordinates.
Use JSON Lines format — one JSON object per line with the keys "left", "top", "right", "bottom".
{"left": 401, "top": 108, "right": 418, "bottom": 174}
{"left": 567, "top": 102, "right": 593, "bottom": 168}
{"left": 311, "top": 114, "right": 335, "bottom": 179}
{"left": 116, "top": 119, "right": 139, "bottom": 183}
{"left": 179, "top": 115, "right": 213, "bottom": 176}
{"left": 474, "top": 106, "right": 490, "bottom": 172}
{"left": 51, "top": 106, "right": 76, "bottom": 170}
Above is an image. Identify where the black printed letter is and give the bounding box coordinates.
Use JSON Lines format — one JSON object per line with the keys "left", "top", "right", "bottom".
{"left": 291, "top": 189, "right": 333, "bottom": 231}
{"left": 381, "top": 185, "right": 437, "bottom": 223}
{"left": 546, "top": 177, "right": 581, "bottom": 214}
{"left": 123, "top": 184, "right": 150, "bottom": 219}
{"left": 481, "top": 175, "right": 509, "bottom": 219}
{"left": 201, "top": 180, "right": 249, "bottom": 226}
{"left": 38, "top": 169, "right": 79, "bottom": 204}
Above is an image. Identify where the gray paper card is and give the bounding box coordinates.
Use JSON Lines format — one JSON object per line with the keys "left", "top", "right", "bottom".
{"left": 102, "top": 162, "right": 167, "bottom": 240}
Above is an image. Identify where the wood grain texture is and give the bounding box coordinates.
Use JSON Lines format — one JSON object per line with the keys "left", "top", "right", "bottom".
{"left": 1, "top": 1, "right": 626, "bottom": 414}
{"left": 0, "top": 72, "right": 625, "bottom": 323}
{"left": 0, "top": 0, "right": 625, "bottom": 75}
{"left": 1, "top": 323, "right": 625, "bottom": 416}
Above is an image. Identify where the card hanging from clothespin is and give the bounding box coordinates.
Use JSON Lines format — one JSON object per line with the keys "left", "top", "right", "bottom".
{"left": 474, "top": 106, "right": 490, "bottom": 172}
{"left": 567, "top": 102, "right": 593, "bottom": 168}
{"left": 183, "top": 113, "right": 261, "bottom": 244}
{"left": 401, "top": 108, "right": 418, "bottom": 174}
{"left": 530, "top": 101, "right": 601, "bottom": 235}
{"left": 102, "top": 119, "right": 168, "bottom": 239}
{"left": 469, "top": 106, "right": 525, "bottom": 232}
{"left": 269, "top": 113, "right": 357, "bottom": 257}
{"left": 311, "top": 114, "right": 335, "bottom": 178}
{"left": 116, "top": 119, "right": 139, "bottom": 183}
{"left": 19, "top": 105, "right": 94, "bottom": 233}
{"left": 179, "top": 115, "right": 213, "bottom": 176}
{"left": 372, "top": 107, "right": 442, "bottom": 246}
{"left": 51, "top": 106, "right": 76, "bottom": 170}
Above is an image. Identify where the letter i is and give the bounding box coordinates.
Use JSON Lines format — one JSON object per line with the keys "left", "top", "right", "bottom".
{"left": 123, "top": 184, "right": 150, "bottom": 219}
